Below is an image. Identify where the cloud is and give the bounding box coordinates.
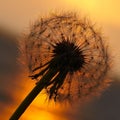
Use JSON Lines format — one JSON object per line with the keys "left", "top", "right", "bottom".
{"left": 71, "top": 79, "right": 120, "bottom": 120}
{"left": 0, "top": 30, "right": 19, "bottom": 76}
{"left": 0, "top": 29, "right": 20, "bottom": 119}
{"left": 0, "top": 91, "right": 14, "bottom": 105}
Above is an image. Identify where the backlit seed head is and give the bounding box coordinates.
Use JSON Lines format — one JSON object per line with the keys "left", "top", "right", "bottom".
{"left": 25, "top": 12, "right": 110, "bottom": 102}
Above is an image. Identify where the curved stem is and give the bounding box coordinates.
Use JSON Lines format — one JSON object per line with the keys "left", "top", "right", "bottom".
{"left": 9, "top": 69, "right": 57, "bottom": 120}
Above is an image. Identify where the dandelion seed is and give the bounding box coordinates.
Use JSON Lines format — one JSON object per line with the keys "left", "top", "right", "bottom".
{"left": 25, "top": 12, "right": 110, "bottom": 102}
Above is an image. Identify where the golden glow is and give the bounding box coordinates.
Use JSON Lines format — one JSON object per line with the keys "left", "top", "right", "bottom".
{"left": 65, "top": 0, "right": 120, "bottom": 25}
{"left": 68, "top": 0, "right": 98, "bottom": 9}
{"left": 22, "top": 110, "right": 55, "bottom": 120}
{"left": 10, "top": 73, "right": 67, "bottom": 120}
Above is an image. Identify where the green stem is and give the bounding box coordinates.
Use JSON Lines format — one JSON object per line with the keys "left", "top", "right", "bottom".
{"left": 9, "top": 69, "right": 57, "bottom": 120}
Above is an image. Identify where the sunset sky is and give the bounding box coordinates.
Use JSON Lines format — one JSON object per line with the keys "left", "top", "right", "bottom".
{"left": 0, "top": 0, "right": 120, "bottom": 120}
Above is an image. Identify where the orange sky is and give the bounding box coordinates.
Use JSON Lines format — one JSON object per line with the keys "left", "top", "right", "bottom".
{"left": 0, "top": 0, "right": 120, "bottom": 120}
{"left": 0, "top": 0, "right": 120, "bottom": 30}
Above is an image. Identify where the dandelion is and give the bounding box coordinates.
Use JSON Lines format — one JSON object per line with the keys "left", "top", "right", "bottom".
{"left": 10, "top": 12, "right": 110, "bottom": 119}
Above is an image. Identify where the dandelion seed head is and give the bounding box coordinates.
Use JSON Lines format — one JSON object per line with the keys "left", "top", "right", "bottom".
{"left": 51, "top": 40, "right": 85, "bottom": 72}
{"left": 25, "top": 12, "right": 110, "bottom": 102}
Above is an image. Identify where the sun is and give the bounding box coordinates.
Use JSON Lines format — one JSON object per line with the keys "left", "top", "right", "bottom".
{"left": 66, "top": 0, "right": 98, "bottom": 10}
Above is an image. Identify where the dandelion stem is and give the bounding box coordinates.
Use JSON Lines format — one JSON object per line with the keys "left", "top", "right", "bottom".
{"left": 9, "top": 69, "right": 57, "bottom": 120}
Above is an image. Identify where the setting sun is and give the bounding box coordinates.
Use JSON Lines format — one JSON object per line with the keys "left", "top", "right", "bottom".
{"left": 68, "top": 0, "right": 98, "bottom": 9}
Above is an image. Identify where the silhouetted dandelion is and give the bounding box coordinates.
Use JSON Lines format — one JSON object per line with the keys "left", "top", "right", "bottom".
{"left": 25, "top": 12, "right": 110, "bottom": 101}
{"left": 10, "top": 12, "right": 110, "bottom": 120}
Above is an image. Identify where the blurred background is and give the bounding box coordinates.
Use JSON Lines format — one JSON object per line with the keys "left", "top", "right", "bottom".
{"left": 0, "top": 0, "right": 120, "bottom": 120}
